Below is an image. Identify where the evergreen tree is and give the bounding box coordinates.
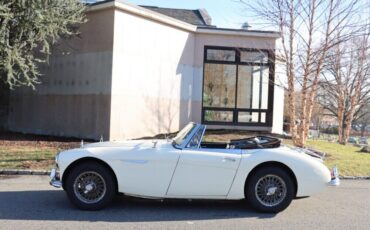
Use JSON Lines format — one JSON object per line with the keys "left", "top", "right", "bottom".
{"left": 0, "top": 0, "right": 86, "bottom": 89}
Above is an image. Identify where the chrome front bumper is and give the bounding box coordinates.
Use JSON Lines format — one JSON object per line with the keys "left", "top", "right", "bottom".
{"left": 50, "top": 168, "right": 62, "bottom": 188}
{"left": 328, "top": 166, "right": 340, "bottom": 186}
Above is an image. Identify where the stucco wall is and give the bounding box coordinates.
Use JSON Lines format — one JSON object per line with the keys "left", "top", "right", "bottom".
{"left": 110, "top": 8, "right": 196, "bottom": 140}
{"left": 272, "top": 53, "right": 286, "bottom": 134}
{"left": 7, "top": 9, "right": 115, "bottom": 140}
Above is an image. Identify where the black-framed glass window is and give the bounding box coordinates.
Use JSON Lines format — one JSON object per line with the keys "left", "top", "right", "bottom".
{"left": 203, "top": 64, "right": 236, "bottom": 108}
{"left": 204, "top": 110, "right": 234, "bottom": 122}
{"left": 202, "top": 46, "right": 274, "bottom": 126}
{"left": 206, "top": 49, "right": 236, "bottom": 62}
{"left": 240, "top": 51, "right": 269, "bottom": 63}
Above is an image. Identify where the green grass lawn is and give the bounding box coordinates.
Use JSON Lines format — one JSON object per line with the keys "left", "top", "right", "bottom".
{"left": 0, "top": 146, "right": 56, "bottom": 170}
{"left": 0, "top": 132, "right": 81, "bottom": 171}
{"left": 299, "top": 140, "right": 370, "bottom": 177}
{"left": 282, "top": 139, "right": 370, "bottom": 176}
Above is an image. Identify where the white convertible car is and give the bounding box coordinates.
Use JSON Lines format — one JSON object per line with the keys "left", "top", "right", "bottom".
{"left": 50, "top": 122, "right": 339, "bottom": 213}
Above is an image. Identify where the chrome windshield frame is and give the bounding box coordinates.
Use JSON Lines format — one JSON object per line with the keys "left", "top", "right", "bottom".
{"left": 172, "top": 122, "right": 206, "bottom": 150}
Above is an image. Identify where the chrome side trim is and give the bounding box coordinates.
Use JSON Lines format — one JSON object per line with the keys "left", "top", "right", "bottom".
{"left": 121, "top": 159, "right": 149, "bottom": 164}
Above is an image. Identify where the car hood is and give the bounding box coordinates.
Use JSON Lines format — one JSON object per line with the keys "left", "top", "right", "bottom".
{"left": 83, "top": 139, "right": 173, "bottom": 150}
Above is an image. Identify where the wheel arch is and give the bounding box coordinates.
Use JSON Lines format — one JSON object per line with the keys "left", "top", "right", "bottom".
{"left": 61, "top": 157, "right": 118, "bottom": 193}
{"left": 244, "top": 161, "right": 298, "bottom": 197}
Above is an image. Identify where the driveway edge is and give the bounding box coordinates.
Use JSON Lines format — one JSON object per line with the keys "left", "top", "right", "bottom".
{"left": 0, "top": 169, "right": 50, "bottom": 175}
{"left": 340, "top": 176, "right": 370, "bottom": 180}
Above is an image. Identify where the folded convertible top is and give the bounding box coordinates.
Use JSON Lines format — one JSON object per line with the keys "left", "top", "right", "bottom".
{"left": 229, "top": 136, "right": 281, "bottom": 149}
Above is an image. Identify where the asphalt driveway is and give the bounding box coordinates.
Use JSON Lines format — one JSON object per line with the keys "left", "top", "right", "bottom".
{"left": 0, "top": 175, "right": 369, "bottom": 230}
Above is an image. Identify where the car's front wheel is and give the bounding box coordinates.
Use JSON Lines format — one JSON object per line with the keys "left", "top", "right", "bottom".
{"left": 245, "top": 166, "right": 295, "bottom": 213}
{"left": 65, "top": 162, "right": 116, "bottom": 210}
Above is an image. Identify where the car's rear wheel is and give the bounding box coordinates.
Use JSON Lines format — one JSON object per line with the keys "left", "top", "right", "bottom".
{"left": 65, "top": 162, "right": 116, "bottom": 210}
{"left": 245, "top": 166, "right": 295, "bottom": 213}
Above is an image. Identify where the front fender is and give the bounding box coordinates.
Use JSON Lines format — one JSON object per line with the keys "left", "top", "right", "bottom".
{"left": 57, "top": 148, "right": 112, "bottom": 182}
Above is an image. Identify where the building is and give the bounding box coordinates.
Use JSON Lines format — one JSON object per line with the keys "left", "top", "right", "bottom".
{"left": 4, "top": 0, "right": 284, "bottom": 140}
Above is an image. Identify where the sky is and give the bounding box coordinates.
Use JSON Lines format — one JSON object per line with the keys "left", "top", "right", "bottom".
{"left": 123, "top": 0, "right": 255, "bottom": 29}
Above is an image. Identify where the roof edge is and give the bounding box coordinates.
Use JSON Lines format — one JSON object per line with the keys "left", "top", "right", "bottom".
{"left": 196, "top": 27, "right": 281, "bottom": 38}
{"left": 88, "top": 1, "right": 281, "bottom": 38}
{"left": 88, "top": 0, "right": 197, "bottom": 32}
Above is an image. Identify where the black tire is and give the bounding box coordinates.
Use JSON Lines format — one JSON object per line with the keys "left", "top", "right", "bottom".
{"left": 65, "top": 162, "right": 116, "bottom": 210}
{"left": 245, "top": 166, "right": 295, "bottom": 213}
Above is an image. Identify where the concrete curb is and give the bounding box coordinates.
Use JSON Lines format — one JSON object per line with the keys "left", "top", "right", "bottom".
{"left": 0, "top": 169, "right": 50, "bottom": 175}
{"left": 340, "top": 176, "right": 370, "bottom": 180}
{"left": 0, "top": 169, "right": 370, "bottom": 179}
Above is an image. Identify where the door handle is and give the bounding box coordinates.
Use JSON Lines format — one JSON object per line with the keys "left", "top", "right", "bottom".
{"left": 223, "top": 157, "right": 236, "bottom": 162}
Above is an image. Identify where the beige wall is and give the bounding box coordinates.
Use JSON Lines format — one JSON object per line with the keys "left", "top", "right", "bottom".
{"left": 272, "top": 50, "right": 286, "bottom": 134}
{"left": 109, "top": 8, "right": 196, "bottom": 140}
{"left": 7, "top": 9, "right": 115, "bottom": 139}
{"left": 109, "top": 21, "right": 283, "bottom": 139}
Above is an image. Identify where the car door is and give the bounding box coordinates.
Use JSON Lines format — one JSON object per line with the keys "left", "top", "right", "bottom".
{"left": 166, "top": 148, "right": 241, "bottom": 197}
{"left": 112, "top": 142, "right": 181, "bottom": 198}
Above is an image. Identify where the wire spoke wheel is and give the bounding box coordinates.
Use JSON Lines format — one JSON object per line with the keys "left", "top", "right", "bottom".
{"left": 73, "top": 171, "right": 107, "bottom": 204}
{"left": 255, "top": 174, "right": 287, "bottom": 207}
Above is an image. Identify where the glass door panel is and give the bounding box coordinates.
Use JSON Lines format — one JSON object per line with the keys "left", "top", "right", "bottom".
{"left": 260, "top": 66, "right": 269, "bottom": 110}
{"left": 203, "top": 64, "right": 236, "bottom": 108}
{"left": 237, "top": 66, "right": 252, "bottom": 109}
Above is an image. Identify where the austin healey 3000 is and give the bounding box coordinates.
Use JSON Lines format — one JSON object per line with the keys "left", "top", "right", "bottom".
{"left": 50, "top": 122, "right": 339, "bottom": 213}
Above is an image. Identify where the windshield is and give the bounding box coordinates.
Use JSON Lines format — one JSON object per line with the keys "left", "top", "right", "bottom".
{"left": 173, "top": 123, "right": 197, "bottom": 147}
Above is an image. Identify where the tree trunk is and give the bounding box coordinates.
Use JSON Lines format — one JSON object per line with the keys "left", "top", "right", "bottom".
{"left": 288, "top": 0, "right": 298, "bottom": 146}
{"left": 337, "top": 102, "right": 345, "bottom": 144}
{"left": 343, "top": 122, "right": 351, "bottom": 144}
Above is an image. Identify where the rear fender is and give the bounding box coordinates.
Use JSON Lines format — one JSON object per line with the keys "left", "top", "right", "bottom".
{"left": 227, "top": 147, "right": 331, "bottom": 199}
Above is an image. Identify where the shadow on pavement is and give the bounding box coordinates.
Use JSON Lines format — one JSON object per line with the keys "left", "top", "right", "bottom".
{"left": 0, "top": 190, "right": 276, "bottom": 222}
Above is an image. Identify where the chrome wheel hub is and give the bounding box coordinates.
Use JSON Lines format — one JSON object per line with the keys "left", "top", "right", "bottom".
{"left": 73, "top": 171, "right": 106, "bottom": 204}
{"left": 267, "top": 186, "right": 277, "bottom": 196}
{"left": 255, "top": 174, "right": 287, "bottom": 207}
{"left": 84, "top": 183, "right": 95, "bottom": 193}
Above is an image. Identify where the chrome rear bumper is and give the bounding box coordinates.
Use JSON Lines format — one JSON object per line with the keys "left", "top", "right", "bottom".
{"left": 50, "top": 168, "right": 62, "bottom": 188}
{"left": 328, "top": 166, "right": 340, "bottom": 186}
